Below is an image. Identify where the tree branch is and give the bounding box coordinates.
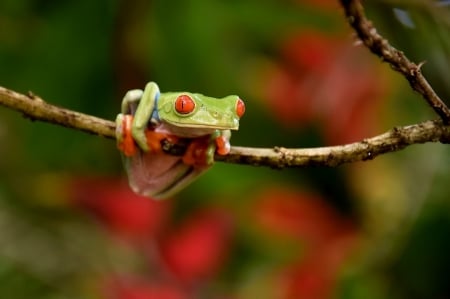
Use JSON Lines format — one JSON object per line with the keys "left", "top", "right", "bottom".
{"left": 339, "top": 0, "right": 450, "bottom": 124}
{"left": 0, "top": 86, "right": 116, "bottom": 139}
{"left": 1, "top": 86, "right": 449, "bottom": 168}
{"left": 1, "top": 1, "right": 449, "bottom": 168}
{"left": 221, "top": 120, "right": 449, "bottom": 167}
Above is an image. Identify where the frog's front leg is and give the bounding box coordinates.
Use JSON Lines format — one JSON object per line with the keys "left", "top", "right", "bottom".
{"left": 182, "top": 130, "right": 231, "bottom": 167}
{"left": 116, "top": 113, "right": 178, "bottom": 157}
{"left": 116, "top": 82, "right": 161, "bottom": 156}
{"left": 131, "top": 82, "right": 160, "bottom": 152}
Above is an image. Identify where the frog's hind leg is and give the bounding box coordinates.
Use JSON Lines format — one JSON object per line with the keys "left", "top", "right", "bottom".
{"left": 116, "top": 114, "right": 137, "bottom": 156}
{"left": 117, "top": 89, "right": 144, "bottom": 156}
{"left": 121, "top": 89, "right": 144, "bottom": 114}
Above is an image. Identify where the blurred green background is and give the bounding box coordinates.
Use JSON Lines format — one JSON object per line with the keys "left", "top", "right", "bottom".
{"left": 0, "top": 0, "right": 449, "bottom": 298}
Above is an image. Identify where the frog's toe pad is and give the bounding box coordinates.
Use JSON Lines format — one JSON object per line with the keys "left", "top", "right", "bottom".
{"left": 215, "top": 136, "right": 231, "bottom": 155}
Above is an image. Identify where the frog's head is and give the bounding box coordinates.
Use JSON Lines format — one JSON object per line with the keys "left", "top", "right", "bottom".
{"left": 158, "top": 92, "right": 245, "bottom": 130}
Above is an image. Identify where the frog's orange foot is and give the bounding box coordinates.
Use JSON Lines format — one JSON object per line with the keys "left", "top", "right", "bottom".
{"left": 144, "top": 130, "right": 178, "bottom": 154}
{"left": 215, "top": 135, "right": 231, "bottom": 155}
{"left": 182, "top": 137, "right": 211, "bottom": 168}
{"left": 117, "top": 114, "right": 137, "bottom": 157}
{"left": 117, "top": 114, "right": 179, "bottom": 156}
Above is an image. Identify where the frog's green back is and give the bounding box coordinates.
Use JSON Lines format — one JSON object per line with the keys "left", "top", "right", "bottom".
{"left": 157, "top": 92, "right": 242, "bottom": 130}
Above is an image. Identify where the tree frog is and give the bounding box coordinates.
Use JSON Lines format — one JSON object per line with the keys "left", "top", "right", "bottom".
{"left": 116, "top": 82, "right": 245, "bottom": 199}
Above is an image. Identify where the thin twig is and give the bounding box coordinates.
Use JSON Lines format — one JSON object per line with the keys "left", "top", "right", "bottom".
{"left": 340, "top": 0, "right": 450, "bottom": 124}
{"left": 1, "top": 86, "right": 449, "bottom": 168}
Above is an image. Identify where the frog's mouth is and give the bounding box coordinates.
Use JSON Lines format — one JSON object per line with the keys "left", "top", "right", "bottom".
{"left": 158, "top": 121, "right": 238, "bottom": 138}
{"left": 169, "top": 121, "right": 239, "bottom": 130}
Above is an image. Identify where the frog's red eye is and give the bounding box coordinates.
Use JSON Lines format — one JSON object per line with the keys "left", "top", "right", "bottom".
{"left": 175, "top": 95, "right": 195, "bottom": 114}
{"left": 236, "top": 98, "right": 245, "bottom": 118}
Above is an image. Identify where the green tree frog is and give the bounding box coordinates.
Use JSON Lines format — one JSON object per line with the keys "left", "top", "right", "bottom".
{"left": 116, "top": 82, "right": 245, "bottom": 199}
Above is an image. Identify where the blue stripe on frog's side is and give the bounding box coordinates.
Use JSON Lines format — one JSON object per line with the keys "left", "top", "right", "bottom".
{"left": 151, "top": 91, "right": 161, "bottom": 124}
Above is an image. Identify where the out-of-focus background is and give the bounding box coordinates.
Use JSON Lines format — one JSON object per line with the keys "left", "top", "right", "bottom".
{"left": 0, "top": 0, "right": 449, "bottom": 298}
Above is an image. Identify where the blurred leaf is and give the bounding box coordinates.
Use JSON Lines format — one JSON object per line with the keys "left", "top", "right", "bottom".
{"left": 366, "top": 0, "right": 450, "bottom": 102}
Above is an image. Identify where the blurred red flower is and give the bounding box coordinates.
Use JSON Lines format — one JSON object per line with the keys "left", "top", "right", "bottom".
{"left": 277, "top": 232, "right": 358, "bottom": 299}
{"left": 253, "top": 188, "right": 355, "bottom": 246}
{"left": 159, "top": 208, "right": 233, "bottom": 285}
{"left": 264, "top": 30, "right": 387, "bottom": 144}
{"left": 70, "top": 178, "right": 170, "bottom": 241}
{"left": 252, "top": 187, "right": 360, "bottom": 299}
{"left": 103, "top": 276, "right": 188, "bottom": 299}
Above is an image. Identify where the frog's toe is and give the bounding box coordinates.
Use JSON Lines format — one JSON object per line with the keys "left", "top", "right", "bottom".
{"left": 215, "top": 135, "right": 231, "bottom": 155}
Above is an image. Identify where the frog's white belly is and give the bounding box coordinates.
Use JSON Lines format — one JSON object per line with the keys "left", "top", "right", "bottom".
{"left": 125, "top": 149, "right": 208, "bottom": 199}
